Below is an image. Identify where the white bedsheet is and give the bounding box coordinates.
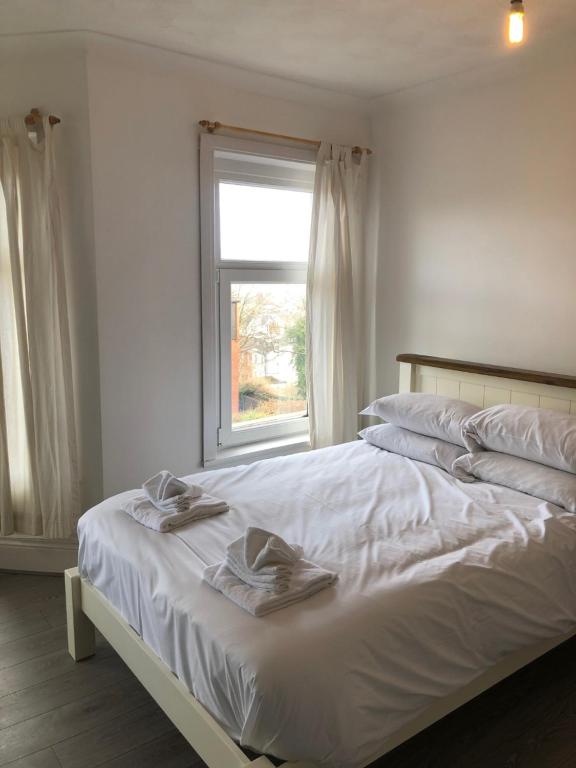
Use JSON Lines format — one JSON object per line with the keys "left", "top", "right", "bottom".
{"left": 78, "top": 441, "right": 576, "bottom": 768}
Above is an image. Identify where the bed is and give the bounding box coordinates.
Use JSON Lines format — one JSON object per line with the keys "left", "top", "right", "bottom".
{"left": 65, "top": 354, "right": 576, "bottom": 768}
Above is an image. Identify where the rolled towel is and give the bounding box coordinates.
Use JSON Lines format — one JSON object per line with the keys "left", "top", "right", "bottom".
{"left": 143, "top": 470, "right": 203, "bottom": 513}
{"left": 225, "top": 528, "right": 303, "bottom": 592}
{"left": 123, "top": 493, "right": 228, "bottom": 532}
{"left": 203, "top": 559, "right": 337, "bottom": 617}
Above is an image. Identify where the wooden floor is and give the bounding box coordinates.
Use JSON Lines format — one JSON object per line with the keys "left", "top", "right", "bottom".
{"left": 1, "top": 574, "right": 576, "bottom": 768}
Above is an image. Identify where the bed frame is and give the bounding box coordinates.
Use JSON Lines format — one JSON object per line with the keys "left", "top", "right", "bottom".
{"left": 65, "top": 353, "right": 576, "bottom": 768}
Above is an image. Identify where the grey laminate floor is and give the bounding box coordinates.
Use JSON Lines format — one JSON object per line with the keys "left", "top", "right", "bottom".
{"left": 0, "top": 573, "right": 204, "bottom": 768}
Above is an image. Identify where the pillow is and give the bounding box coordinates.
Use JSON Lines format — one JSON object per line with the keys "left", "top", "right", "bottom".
{"left": 462, "top": 404, "right": 576, "bottom": 473}
{"left": 453, "top": 451, "right": 576, "bottom": 513}
{"left": 359, "top": 424, "right": 473, "bottom": 481}
{"left": 360, "top": 393, "right": 480, "bottom": 448}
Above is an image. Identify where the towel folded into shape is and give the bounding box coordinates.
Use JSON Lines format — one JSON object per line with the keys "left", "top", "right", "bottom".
{"left": 224, "top": 527, "right": 303, "bottom": 593}
{"left": 241, "top": 526, "right": 303, "bottom": 569}
{"left": 123, "top": 493, "right": 228, "bottom": 532}
{"left": 143, "top": 470, "right": 203, "bottom": 513}
{"left": 226, "top": 547, "right": 292, "bottom": 592}
{"left": 203, "top": 558, "right": 337, "bottom": 617}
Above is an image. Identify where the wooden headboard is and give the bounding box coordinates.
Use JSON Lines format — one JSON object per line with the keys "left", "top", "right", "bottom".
{"left": 397, "top": 354, "right": 576, "bottom": 414}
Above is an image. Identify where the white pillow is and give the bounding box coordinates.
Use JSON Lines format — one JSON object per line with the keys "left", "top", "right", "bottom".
{"left": 462, "top": 404, "right": 576, "bottom": 474}
{"left": 453, "top": 451, "right": 576, "bottom": 513}
{"left": 359, "top": 424, "right": 473, "bottom": 481}
{"left": 360, "top": 393, "right": 480, "bottom": 448}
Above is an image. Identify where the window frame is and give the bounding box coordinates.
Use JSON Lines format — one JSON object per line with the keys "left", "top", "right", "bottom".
{"left": 200, "top": 133, "right": 316, "bottom": 466}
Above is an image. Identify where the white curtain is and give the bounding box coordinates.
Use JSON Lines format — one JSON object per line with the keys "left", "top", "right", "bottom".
{"left": 0, "top": 116, "right": 79, "bottom": 538}
{"left": 306, "top": 142, "right": 367, "bottom": 449}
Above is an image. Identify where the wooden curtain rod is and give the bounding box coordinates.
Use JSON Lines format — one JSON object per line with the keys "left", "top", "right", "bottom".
{"left": 199, "top": 120, "right": 372, "bottom": 155}
{"left": 24, "top": 108, "right": 61, "bottom": 127}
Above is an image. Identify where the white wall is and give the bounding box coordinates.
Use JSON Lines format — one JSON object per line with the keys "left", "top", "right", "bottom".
{"left": 8, "top": 30, "right": 575, "bottom": 507}
{"left": 371, "top": 41, "right": 576, "bottom": 396}
{"left": 86, "top": 37, "right": 371, "bottom": 495}
{"left": 0, "top": 34, "right": 102, "bottom": 511}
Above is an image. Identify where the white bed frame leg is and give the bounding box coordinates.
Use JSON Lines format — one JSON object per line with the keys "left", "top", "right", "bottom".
{"left": 65, "top": 567, "right": 96, "bottom": 660}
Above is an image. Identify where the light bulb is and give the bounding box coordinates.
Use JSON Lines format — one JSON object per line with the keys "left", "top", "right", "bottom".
{"left": 508, "top": 1, "right": 525, "bottom": 44}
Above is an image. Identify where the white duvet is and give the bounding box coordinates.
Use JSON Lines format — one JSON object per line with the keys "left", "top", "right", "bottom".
{"left": 78, "top": 441, "right": 576, "bottom": 768}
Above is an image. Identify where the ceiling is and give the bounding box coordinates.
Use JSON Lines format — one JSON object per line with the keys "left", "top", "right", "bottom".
{"left": 1, "top": 0, "right": 575, "bottom": 98}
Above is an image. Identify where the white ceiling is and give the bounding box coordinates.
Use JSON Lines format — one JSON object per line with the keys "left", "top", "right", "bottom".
{"left": 1, "top": 0, "right": 575, "bottom": 98}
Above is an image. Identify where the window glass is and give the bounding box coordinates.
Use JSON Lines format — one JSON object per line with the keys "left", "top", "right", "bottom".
{"left": 230, "top": 283, "right": 307, "bottom": 429}
{"left": 218, "top": 182, "right": 312, "bottom": 263}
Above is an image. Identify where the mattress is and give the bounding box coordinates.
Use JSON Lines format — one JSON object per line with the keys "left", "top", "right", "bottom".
{"left": 78, "top": 441, "right": 576, "bottom": 768}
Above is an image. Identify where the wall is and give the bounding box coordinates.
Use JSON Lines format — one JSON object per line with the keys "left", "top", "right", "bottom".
{"left": 371, "top": 41, "right": 576, "bottom": 396}
{"left": 0, "top": 34, "right": 102, "bottom": 512}
{"left": 7, "top": 30, "right": 574, "bottom": 507}
{"left": 86, "top": 37, "right": 371, "bottom": 495}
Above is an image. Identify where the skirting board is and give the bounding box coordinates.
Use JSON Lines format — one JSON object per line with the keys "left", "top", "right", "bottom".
{"left": 0, "top": 536, "right": 78, "bottom": 573}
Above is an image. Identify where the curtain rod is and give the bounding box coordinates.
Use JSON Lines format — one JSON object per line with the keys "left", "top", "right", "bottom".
{"left": 25, "top": 108, "right": 61, "bottom": 127}
{"left": 198, "top": 120, "right": 372, "bottom": 155}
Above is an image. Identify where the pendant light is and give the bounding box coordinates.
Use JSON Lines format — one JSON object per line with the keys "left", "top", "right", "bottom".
{"left": 508, "top": 0, "right": 525, "bottom": 44}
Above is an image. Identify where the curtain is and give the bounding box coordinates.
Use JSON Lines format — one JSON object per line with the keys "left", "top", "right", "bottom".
{"left": 306, "top": 142, "right": 367, "bottom": 449}
{"left": 0, "top": 116, "right": 79, "bottom": 538}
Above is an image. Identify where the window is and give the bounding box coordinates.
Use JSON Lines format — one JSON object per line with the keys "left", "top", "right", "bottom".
{"left": 200, "top": 135, "right": 316, "bottom": 464}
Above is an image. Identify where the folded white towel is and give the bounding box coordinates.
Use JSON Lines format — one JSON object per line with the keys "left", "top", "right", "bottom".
{"left": 203, "top": 559, "right": 337, "bottom": 617}
{"left": 240, "top": 526, "right": 303, "bottom": 570}
{"left": 225, "top": 528, "right": 303, "bottom": 592}
{"left": 143, "top": 470, "right": 203, "bottom": 513}
{"left": 225, "top": 549, "right": 292, "bottom": 592}
{"left": 123, "top": 493, "right": 228, "bottom": 532}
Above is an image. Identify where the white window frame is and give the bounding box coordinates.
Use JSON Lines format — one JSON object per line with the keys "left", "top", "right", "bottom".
{"left": 200, "top": 134, "right": 316, "bottom": 466}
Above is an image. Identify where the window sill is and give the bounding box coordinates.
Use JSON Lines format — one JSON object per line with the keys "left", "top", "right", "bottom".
{"left": 204, "top": 434, "right": 310, "bottom": 470}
